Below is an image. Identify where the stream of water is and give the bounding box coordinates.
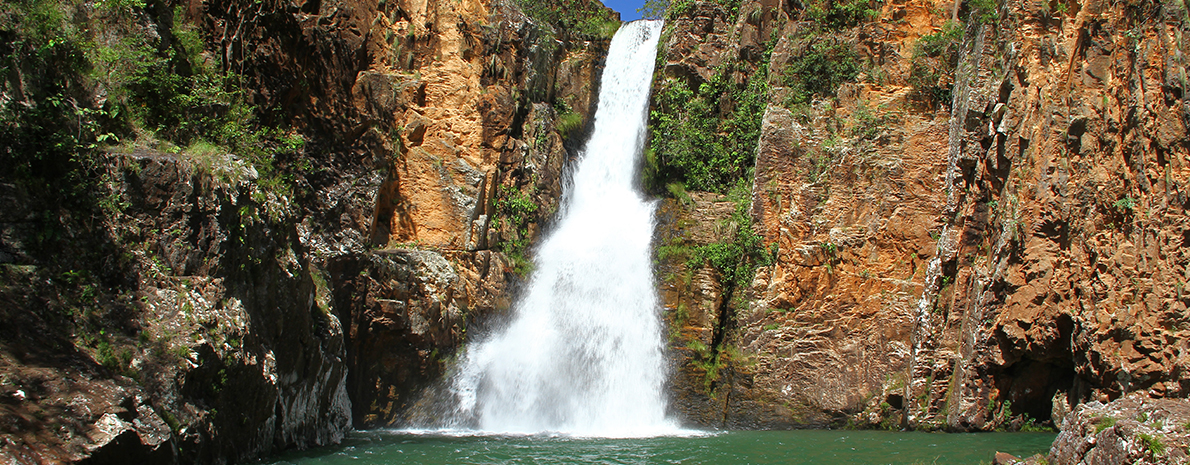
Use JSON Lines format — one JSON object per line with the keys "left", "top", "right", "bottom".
{"left": 263, "top": 430, "right": 1057, "bottom": 465}
{"left": 449, "top": 20, "right": 673, "bottom": 436}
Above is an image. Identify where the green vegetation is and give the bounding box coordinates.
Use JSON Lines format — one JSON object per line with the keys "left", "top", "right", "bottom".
{"left": 660, "top": 179, "right": 774, "bottom": 396}
{"left": 159, "top": 408, "right": 182, "bottom": 434}
{"left": 0, "top": 0, "right": 109, "bottom": 206}
{"left": 1018, "top": 416, "right": 1054, "bottom": 432}
{"left": 908, "top": 21, "right": 962, "bottom": 107}
{"left": 848, "top": 100, "right": 898, "bottom": 142}
{"left": 494, "top": 184, "right": 539, "bottom": 275}
{"left": 638, "top": 0, "right": 669, "bottom": 19}
{"left": 687, "top": 338, "right": 711, "bottom": 357}
{"left": 647, "top": 60, "right": 771, "bottom": 193}
{"left": 1139, "top": 432, "right": 1166, "bottom": 455}
{"left": 645, "top": 21, "right": 785, "bottom": 396}
{"left": 657, "top": 241, "right": 694, "bottom": 262}
{"left": 673, "top": 303, "right": 690, "bottom": 325}
{"left": 1113, "top": 196, "right": 1138, "bottom": 210}
{"left": 556, "top": 111, "right": 583, "bottom": 138}
{"left": 686, "top": 178, "right": 774, "bottom": 290}
{"left": 780, "top": 35, "right": 861, "bottom": 107}
{"left": 666, "top": 182, "right": 695, "bottom": 207}
{"left": 967, "top": 0, "right": 999, "bottom": 24}
{"left": 686, "top": 338, "right": 727, "bottom": 392}
{"left": 0, "top": 1, "right": 320, "bottom": 415}
{"left": 644, "top": 0, "right": 879, "bottom": 30}
{"left": 806, "top": 0, "right": 883, "bottom": 28}
{"left": 1094, "top": 415, "right": 1118, "bottom": 433}
{"left": 514, "top": 0, "right": 620, "bottom": 38}
{"left": 0, "top": 0, "right": 307, "bottom": 217}
{"left": 554, "top": 101, "right": 584, "bottom": 139}
{"left": 640, "top": 0, "right": 744, "bottom": 21}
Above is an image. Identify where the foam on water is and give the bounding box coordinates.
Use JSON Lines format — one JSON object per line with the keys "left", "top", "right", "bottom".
{"left": 449, "top": 20, "right": 674, "bottom": 437}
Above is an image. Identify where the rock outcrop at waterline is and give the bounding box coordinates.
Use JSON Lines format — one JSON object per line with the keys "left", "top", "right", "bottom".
{"left": 2, "top": 151, "right": 352, "bottom": 463}
{"left": 993, "top": 395, "right": 1190, "bottom": 464}
{"left": 0, "top": 0, "right": 613, "bottom": 461}
{"left": 650, "top": 0, "right": 1190, "bottom": 439}
{"left": 1049, "top": 394, "right": 1190, "bottom": 464}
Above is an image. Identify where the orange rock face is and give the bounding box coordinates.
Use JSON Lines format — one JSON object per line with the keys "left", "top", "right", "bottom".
{"left": 653, "top": 0, "right": 1190, "bottom": 432}
{"left": 311, "top": 0, "right": 616, "bottom": 427}
{"left": 336, "top": 0, "right": 612, "bottom": 250}
{"left": 927, "top": 0, "right": 1190, "bottom": 431}
{"left": 652, "top": 0, "right": 955, "bottom": 428}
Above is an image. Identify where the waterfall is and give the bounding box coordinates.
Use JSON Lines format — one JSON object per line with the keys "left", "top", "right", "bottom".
{"left": 450, "top": 20, "right": 675, "bottom": 437}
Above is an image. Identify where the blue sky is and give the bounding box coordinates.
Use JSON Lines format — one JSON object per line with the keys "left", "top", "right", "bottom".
{"left": 602, "top": 0, "right": 647, "bottom": 21}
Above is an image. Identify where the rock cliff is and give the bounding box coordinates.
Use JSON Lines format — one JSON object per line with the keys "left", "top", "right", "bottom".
{"left": 2, "top": 150, "right": 352, "bottom": 463}
{"left": 649, "top": 0, "right": 1190, "bottom": 442}
{"left": 0, "top": 0, "right": 613, "bottom": 461}
{"left": 5, "top": 0, "right": 1190, "bottom": 460}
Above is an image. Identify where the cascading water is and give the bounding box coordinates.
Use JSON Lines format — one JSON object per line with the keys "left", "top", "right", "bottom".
{"left": 450, "top": 20, "right": 675, "bottom": 437}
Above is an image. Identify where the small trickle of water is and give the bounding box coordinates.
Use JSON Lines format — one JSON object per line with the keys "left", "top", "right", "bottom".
{"left": 449, "top": 20, "right": 674, "bottom": 437}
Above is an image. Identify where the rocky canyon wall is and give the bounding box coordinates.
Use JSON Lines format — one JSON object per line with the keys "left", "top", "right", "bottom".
{"left": 0, "top": 0, "right": 613, "bottom": 461}
{"left": 6, "top": 0, "right": 1190, "bottom": 460}
{"left": 650, "top": 0, "right": 1190, "bottom": 442}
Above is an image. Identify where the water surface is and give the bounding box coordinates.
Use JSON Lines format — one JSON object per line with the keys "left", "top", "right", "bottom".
{"left": 264, "top": 430, "right": 1055, "bottom": 464}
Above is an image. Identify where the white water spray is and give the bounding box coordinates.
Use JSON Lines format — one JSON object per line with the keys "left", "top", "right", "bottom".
{"left": 451, "top": 20, "right": 675, "bottom": 437}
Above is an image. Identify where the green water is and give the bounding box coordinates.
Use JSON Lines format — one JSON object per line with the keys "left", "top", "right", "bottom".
{"left": 264, "top": 430, "right": 1056, "bottom": 464}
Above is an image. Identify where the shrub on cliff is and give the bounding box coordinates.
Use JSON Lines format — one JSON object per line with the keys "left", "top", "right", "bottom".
{"left": 638, "top": 0, "right": 669, "bottom": 19}
{"left": 1, "top": 0, "right": 312, "bottom": 219}
{"left": 780, "top": 35, "right": 861, "bottom": 106}
{"left": 514, "top": 0, "right": 620, "bottom": 39}
{"left": 646, "top": 61, "right": 770, "bottom": 194}
{"left": 805, "top": 0, "right": 883, "bottom": 28}
{"left": 639, "top": 0, "right": 744, "bottom": 23}
{"left": 907, "top": 21, "right": 962, "bottom": 108}
{"left": 687, "top": 176, "right": 774, "bottom": 289}
{"left": 493, "top": 184, "right": 539, "bottom": 275}
{"left": 0, "top": 0, "right": 124, "bottom": 205}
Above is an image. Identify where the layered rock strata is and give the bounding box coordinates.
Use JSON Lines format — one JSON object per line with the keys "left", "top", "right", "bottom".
{"left": 652, "top": 0, "right": 1190, "bottom": 434}
{"left": 653, "top": 0, "right": 954, "bottom": 428}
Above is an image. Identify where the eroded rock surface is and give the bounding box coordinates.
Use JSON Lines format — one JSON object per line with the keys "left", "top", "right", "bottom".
{"left": 329, "top": 249, "right": 512, "bottom": 427}
{"left": 652, "top": 0, "right": 954, "bottom": 429}
{"left": 1, "top": 0, "right": 613, "bottom": 460}
{"left": 1049, "top": 395, "right": 1190, "bottom": 464}
{"left": 1, "top": 151, "right": 351, "bottom": 464}
{"left": 652, "top": 0, "right": 1190, "bottom": 434}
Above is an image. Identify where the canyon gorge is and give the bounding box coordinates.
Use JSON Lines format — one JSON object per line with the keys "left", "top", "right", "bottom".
{"left": 1, "top": 0, "right": 1188, "bottom": 461}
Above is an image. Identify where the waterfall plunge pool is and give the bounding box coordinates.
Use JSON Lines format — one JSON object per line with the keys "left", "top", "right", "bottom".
{"left": 260, "top": 21, "right": 1060, "bottom": 465}
{"left": 261, "top": 430, "right": 1056, "bottom": 464}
